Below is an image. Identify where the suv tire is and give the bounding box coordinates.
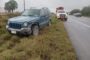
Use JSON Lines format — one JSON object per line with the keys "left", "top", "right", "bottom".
{"left": 32, "top": 25, "right": 39, "bottom": 36}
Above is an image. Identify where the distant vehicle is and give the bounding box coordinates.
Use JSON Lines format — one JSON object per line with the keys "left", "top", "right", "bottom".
{"left": 56, "top": 7, "right": 68, "bottom": 21}
{"left": 6, "top": 7, "right": 51, "bottom": 36}
{"left": 73, "top": 13, "right": 82, "bottom": 17}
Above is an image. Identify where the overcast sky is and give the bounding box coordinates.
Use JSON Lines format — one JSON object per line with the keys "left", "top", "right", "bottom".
{"left": 0, "top": 0, "right": 90, "bottom": 12}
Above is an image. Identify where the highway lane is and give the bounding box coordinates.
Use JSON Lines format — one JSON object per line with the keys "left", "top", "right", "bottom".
{"left": 64, "top": 16, "right": 90, "bottom": 60}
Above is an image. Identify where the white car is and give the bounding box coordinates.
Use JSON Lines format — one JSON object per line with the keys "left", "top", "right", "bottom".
{"left": 73, "top": 13, "right": 82, "bottom": 17}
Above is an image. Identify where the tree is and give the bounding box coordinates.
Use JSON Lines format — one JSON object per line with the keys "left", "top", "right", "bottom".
{"left": 4, "top": 0, "right": 18, "bottom": 13}
{"left": 70, "top": 9, "right": 81, "bottom": 15}
{"left": 81, "top": 6, "right": 90, "bottom": 16}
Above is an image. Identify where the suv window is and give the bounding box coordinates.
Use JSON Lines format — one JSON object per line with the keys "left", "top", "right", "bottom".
{"left": 40, "top": 8, "right": 50, "bottom": 16}
{"left": 22, "top": 9, "right": 40, "bottom": 16}
{"left": 40, "top": 9, "right": 46, "bottom": 16}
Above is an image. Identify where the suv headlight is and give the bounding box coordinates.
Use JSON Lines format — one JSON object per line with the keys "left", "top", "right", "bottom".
{"left": 23, "top": 22, "right": 28, "bottom": 27}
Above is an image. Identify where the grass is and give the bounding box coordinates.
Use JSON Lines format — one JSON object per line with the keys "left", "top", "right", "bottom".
{"left": 0, "top": 14, "right": 76, "bottom": 60}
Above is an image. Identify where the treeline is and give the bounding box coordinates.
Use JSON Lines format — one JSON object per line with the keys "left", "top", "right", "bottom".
{"left": 81, "top": 6, "right": 90, "bottom": 16}
{"left": 4, "top": 0, "right": 18, "bottom": 13}
{"left": 70, "top": 6, "right": 90, "bottom": 16}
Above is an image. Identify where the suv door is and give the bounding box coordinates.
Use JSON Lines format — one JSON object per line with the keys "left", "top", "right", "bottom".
{"left": 40, "top": 9, "right": 49, "bottom": 27}
{"left": 39, "top": 9, "right": 47, "bottom": 27}
{"left": 44, "top": 9, "right": 50, "bottom": 25}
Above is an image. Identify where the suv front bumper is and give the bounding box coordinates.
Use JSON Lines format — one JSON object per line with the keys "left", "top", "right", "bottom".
{"left": 6, "top": 25, "right": 32, "bottom": 35}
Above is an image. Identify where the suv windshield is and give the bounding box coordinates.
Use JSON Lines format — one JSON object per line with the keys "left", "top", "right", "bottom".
{"left": 22, "top": 9, "right": 40, "bottom": 16}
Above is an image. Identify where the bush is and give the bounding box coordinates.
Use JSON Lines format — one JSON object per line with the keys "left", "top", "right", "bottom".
{"left": 7, "top": 12, "right": 21, "bottom": 18}
{"left": 0, "top": 15, "right": 8, "bottom": 22}
{"left": 0, "top": 39, "right": 5, "bottom": 45}
{"left": 13, "top": 51, "right": 29, "bottom": 60}
{"left": 6, "top": 41, "right": 16, "bottom": 49}
{"left": 0, "top": 33, "right": 11, "bottom": 41}
{"left": 0, "top": 48, "right": 5, "bottom": 53}
{"left": 70, "top": 9, "right": 81, "bottom": 15}
{"left": 0, "top": 50, "right": 26, "bottom": 60}
{"left": 81, "top": 6, "right": 90, "bottom": 16}
{"left": 10, "top": 36, "right": 20, "bottom": 43}
{"left": 14, "top": 45, "right": 24, "bottom": 52}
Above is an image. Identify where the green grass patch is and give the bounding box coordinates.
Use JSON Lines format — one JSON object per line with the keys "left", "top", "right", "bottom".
{"left": 0, "top": 15, "right": 76, "bottom": 60}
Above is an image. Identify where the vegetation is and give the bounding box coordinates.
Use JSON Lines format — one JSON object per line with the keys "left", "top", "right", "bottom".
{"left": 70, "top": 6, "right": 90, "bottom": 16}
{"left": 70, "top": 9, "right": 81, "bottom": 15}
{"left": 0, "top": 14, "right": 76, "bottom": 60}
{"left": 81, "top": 6, "right": 90, "bottom": 16}
{"left": 4, "top": 0, "right": 18, "bottom": 13}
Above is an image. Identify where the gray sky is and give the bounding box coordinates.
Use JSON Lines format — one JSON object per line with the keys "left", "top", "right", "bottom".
{"left": 0, "top": 0, "right": 90, "bottom": 12}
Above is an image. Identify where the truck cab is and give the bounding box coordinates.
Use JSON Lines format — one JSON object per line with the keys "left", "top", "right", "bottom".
{"left": 56, "top": 7, "right": 68, "bottom": 21}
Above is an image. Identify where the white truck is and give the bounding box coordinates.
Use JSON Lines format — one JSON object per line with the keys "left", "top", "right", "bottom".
{"left": 56, "top": 7, "right": 68, "bottom": 21}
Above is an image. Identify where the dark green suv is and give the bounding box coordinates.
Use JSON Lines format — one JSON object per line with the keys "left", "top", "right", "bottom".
{"left": 6, "top": 7, "right": 51, "bottom": 36}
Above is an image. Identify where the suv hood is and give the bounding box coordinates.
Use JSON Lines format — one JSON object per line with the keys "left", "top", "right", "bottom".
{"left": 9, "top": 16, "right": 39, "bottom": 23}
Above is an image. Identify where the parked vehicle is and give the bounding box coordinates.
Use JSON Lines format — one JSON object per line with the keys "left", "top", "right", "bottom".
{"left": 73, "top": 13, "right": 82, "bottom": 17}
{"left": 56, "top": 7, "right": 68, "bottom": 21}
{"left": 6, "top": 7, "right": 51, "bottom": 36}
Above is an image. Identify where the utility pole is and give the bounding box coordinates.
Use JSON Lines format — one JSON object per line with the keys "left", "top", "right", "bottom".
{"left": 0, "top": 0, "right": 1, "bottom": 7}
{"left": 23, "top": 0, "right": 25, "bottom": 11}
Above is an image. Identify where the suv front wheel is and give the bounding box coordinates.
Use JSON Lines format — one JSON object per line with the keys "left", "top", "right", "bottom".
{"left": 32, "top": 25, "right": 39, "bottom": 36}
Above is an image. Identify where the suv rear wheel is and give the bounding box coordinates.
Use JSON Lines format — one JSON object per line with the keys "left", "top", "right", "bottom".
{"left": 47, "top": 20, "right": 51, "bottom": 26}
{"left": 32, "top": 25, "right": 39, "bottom": 36}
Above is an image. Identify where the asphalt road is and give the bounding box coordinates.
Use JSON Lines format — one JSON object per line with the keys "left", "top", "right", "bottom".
{"left": 64, "top": 16, "right": 90, "bottom": 60}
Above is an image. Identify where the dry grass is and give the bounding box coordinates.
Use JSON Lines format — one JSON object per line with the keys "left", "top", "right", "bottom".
{"left": 0, "top": 15, "right": 76, "bottom": 60}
